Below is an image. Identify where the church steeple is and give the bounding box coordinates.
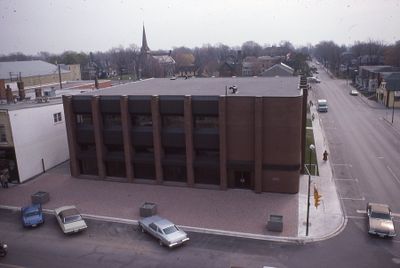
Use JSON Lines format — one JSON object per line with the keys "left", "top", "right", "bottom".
{"left": 141, "top": 24, "right": 150, "bottom": 54}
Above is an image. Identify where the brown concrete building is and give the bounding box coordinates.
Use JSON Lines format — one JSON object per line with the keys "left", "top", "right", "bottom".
{"left": 63, "top": 76, "right": 308, "bottom": 194}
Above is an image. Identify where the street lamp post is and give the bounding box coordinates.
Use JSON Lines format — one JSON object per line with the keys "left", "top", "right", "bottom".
{"left": 306, "top": 144, "right": 315, "bottom": 236}
{"left": 392, "top": 95, "right": 395, "bottom": 124}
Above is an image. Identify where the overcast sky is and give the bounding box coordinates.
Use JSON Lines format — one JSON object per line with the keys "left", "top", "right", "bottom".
{"left": 0, "top": 0, "right": 399, "bottom": 55}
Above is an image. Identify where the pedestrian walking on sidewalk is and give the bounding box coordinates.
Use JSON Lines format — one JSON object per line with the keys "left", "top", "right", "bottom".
{"left": 323, "top": 150, "right": 329, "bottom": 161}
{"left": 0, "top": 169, "right": 9, "bottom": 188}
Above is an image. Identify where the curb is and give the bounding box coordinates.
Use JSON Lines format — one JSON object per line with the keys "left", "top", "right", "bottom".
{"left": 0, "top": 204, "right": 308, "bottom": 244}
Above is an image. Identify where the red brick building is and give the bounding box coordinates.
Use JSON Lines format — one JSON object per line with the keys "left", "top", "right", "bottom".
{"left": 63, "top": 76, "right": 308, "bottom": 194}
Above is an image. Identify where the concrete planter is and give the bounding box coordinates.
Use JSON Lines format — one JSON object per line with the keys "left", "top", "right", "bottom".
{"left": 31, "top": 191, "right": 50, "bottom": 205}
{"left": 140, "top": 202, "right": 157, "bottom": 217}
{"left": 267, "top": 214, "right": 283, "bottom": 232}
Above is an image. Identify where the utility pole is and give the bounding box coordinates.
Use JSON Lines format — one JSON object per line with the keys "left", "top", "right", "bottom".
{"left": 392, "top": 94, "right": 395, "bottom": 124}
{"left": 306, "top": 144, "right": 315, "bottom": 236}
{"left": 58, "top": 63, "right": 63, "bottom": 89}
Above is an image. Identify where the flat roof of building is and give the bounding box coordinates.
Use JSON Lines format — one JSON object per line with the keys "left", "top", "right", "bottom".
{"left": 0, "top": 60, "right": 70, "bottom": 80}
{"left": 80, "top": 77, "right": 302, "bottom": 97}
{"left": 0, "top": 80, "right": 112, "bottom": 111}
{"left": 0, "top": 97, "right": 63, "bottom": 111}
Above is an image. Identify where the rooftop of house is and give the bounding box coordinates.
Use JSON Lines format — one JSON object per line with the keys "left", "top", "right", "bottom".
{"left": 270, "top": 63, "right": 294, "bottom": 72}
{"left": 152, "top": 55, "right": 176, "bottom": 64}
{"left": 359, "top": 65, "right": 399, "bottom": 73}
{"left": 0, "top": 60, "right": 70, "bottom": 80}
{"left": 80, "top": 77, "right": 303, "bottom": 98}
{"left": 383, "top": 72, "right": 400, "bottom": 91}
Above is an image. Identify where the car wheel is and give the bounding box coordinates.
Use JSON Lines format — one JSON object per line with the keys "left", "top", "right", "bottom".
{"left": 159, "top": 239, "right": 163, "bottom": 247}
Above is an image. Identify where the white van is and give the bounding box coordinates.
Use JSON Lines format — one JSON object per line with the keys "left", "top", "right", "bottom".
{"left": 317, "top": 99, "right": 328, "bottom": 112}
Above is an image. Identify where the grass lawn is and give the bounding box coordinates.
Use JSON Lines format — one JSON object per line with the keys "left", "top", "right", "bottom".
{"left": 305, "top": 128, "right": 318, "bottom": 176}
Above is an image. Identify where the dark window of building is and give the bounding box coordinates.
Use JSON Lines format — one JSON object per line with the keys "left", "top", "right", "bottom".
{"left": 79, "top": 143, "right": 96, "bottom": 152}
{"left": 0, "top": 125, "right": 7, "bottom": 143}
{"left": 106, "top": 144, "right": 124, "bottom": 153}
{"left": 164, "top": 147, "right": 186, "bottom": 157}
{"left": 193, "top": 116, "right": 218, "bottom": 129}
{"left": 79, "top": 159, "right": 98, "bottom": 175}
{"left": 162, "top": 115, "right": 184, "bottom": 128}
{"left": 103, "top": 114, "right": 121, "bottom": 128}
{"left": 53, "top": 112, "right": 62, "bottom": 123}
{"left": 134, "top": 163, "right": 155, "bottom": 179}
{"left": 105, "top": 161, "right": 126, "bottom": 178}
{"left": 76, "top": 114, "right": 93, "bottom": 126}
{"left": 163, "top": 166, "right": 186, "bottom": 182}
{"left": 195, "top": 149, "right": 219, "bottom": 158}
{"left": 131, "top": 115, "right": 152, "bottom": 127}
{"left": 194, "top": 167, "right": 219, "bottom": 185}
{"left": 135, "top": 146, "right": 154, "bottom": 155}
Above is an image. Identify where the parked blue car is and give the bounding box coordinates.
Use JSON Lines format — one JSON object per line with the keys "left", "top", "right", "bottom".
{"left": 21, "top": 204, "right": 44, "bottom": 227}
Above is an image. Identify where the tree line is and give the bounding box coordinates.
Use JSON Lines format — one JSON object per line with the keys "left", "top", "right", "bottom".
{"left": 1, "top": 39, "right": 399, "bottom": 78}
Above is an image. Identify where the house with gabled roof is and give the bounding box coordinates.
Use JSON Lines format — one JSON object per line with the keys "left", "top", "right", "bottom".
{"left": 261, "top": 63, "right": 294, "bottom": 77}
{"left": 376, "top": 72, "right": 400, "bottom": 108}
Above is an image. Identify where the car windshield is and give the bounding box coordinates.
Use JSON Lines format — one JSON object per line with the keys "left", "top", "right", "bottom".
{"left": 371, "top": 211, "right": 391, "bottom": 220}
{"left": 163, "top": 225, "right": 179, "bottom": 235}
{"left": 64, "top": 215, "right": 83, "bottom": 224}
{"left": 25, "top": 211, "right": 40, "bottom": 217}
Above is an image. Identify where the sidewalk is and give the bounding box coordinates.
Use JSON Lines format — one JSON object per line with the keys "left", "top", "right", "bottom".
{"left": 298, "top": 103, "right": 345, "bottom": 240}
{"left": 0, "top": 108, "right": 345, "bottom": 243}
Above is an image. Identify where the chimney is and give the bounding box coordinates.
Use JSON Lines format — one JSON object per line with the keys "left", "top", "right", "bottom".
{"left": 0, "top": 80, "right": 6, "bottom": 100}
{"left": 6, "top": 85, "right": 13, "bottom": 104}
{"left": 17, "top": 81, "right": 25, "bottom": 100}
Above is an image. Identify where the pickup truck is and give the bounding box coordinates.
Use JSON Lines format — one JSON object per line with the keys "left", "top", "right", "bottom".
{"left": 138, "top": 215, "right": 189, "bottom": 248}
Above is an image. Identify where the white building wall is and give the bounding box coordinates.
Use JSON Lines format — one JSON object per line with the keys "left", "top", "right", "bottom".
{"left": 9, "top": 104, "right": 69, "bottom": 182}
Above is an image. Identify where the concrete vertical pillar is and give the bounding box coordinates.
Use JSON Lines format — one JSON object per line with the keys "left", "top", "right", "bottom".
{"left": 184, "top": 96, "right": 195, "bottom": 186}
{"left": 151, "top": 96, "right": 163, "bottom": 184}
{"left": 219, "top": 96, "right": 227, "bottom": 190}
{"left": 254, "top": 97, "right": 263, "bottom": 193}
{"left": 62, "top": 95, "right": 80, "bottom": 177}
{"left": 120, "top": 96, "right": 134, "bottom": 181}
{"left": 92, "top": 96, "right": 106, "bottom": 178}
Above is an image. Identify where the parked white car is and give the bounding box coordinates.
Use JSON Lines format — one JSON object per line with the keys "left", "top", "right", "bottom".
{"left": 350, "top": 89, "right": 359, "bottom": 96}
{"left": 307, "top": 76, "right": 321, "bottom": 83}
{"left": 367, "top": 203, "right": 396, "bottom": 238}
{"left": 139, "top": 215, "right": 189, "bottom": 248}
{"left": 54, "top": 206, "right": 87, "bottom": 234}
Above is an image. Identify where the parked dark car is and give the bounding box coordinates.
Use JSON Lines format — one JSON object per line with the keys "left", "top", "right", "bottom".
{"left": 21, "top": 203, "right": 44, "bottom": 228}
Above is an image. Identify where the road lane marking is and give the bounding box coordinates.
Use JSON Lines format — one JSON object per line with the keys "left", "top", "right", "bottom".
{"left": 387, "top": 166, "right": 400, "bottom": 185}
{"left": 356, "top": 209, "right": 367, "bottom": 214}
{"left": 335, "top": 178, "right": 358, "bottom": 181}
{"left": 346, "top": 215, "right": 365, "bottom": 220}
{"left": 0, "top": 263, "right": 26, "bottom": 268}
{"left": 340, "top": 197, "right": 365, "bottom": 201}
{"left": 332, "top": 163, "right": 352, "bottom": 166}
